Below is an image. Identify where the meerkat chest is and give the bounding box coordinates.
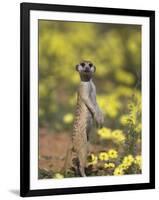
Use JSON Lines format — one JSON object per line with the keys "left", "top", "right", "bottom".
{"left": 76, "top": 96, "right": 88, "bottom": 117}
{"left": 89, "top": 81, "right": 96, "bottom": 104}
{"left": 76, "top": 81, "right": 96, "bottom": 114}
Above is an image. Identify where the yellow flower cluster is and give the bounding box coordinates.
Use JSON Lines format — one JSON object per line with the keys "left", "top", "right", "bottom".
{"left": 134, "top": 155, "right": 142, "bottom": 169}
{"left": 108, "top": 149, "right": 118, "bottom": 159}
{"left": 87, "top": 154, "right": 98, "bottom": 165}
{"left": 112, "top": 130, "right": 126, "bottom": 143}
{"left": 97, "top": 127, "right": 111, "bottom": 139}
{"left": 120, "top": 93, "right": 142, "bottom": 133}
{"left": 54, "top": 173, "right": 64, "bottom": 179}
{"left": 114, "top": 167, "right": 124, "bottom": 176}
{"left": 98, "top": 149, "right": 118, "bottom": 161}
{"left": 113, "top": 154, "right": 142, "bottom": 176}
{"left": 134, "top": 123, "right": 142, "bottom": 133}
{"left": 99, "top": 152, "right": 109, "bottom": 161}
{"left": 88, "top": 149, "right": 118, "bottom": 166}
{"left": 123, "top": 154, "right": 134, "bottom": 166}
{"left": 97, "top": 127, "right": 126, "bottom": 143}
{"left": 97, "top": 95, "right": 121, "bottom": 118}
{"left": 104, "top": 95, "right": 122, "bottom": 118}
{"left": 120, "top": 114, "right": 130, "bottom": 126}
{"left": 113, "top": 155, "right": 133, "bottom": 176}
{"left": 104, "top": 162, "right": 115, "bottom": 169}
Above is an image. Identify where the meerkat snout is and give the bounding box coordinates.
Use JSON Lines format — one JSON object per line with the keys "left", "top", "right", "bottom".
{"left": 76, "top": 60, "right": 96, "bottom": 74}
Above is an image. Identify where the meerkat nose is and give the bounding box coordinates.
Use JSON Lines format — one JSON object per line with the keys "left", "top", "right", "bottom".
{"left": 85, "top": 66, "right": 90, "bottom": 71}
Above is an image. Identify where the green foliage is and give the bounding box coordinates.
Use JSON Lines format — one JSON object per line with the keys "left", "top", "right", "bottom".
{"left": 39, "top": 21, "right": 141, "bottom": 132}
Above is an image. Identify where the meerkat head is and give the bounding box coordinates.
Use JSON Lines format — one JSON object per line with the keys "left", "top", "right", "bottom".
{"left": 76, "top": 60, "right": 96, "bottom": 81}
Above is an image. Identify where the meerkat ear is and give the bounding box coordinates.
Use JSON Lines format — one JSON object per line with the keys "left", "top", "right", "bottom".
{"left": 76, "top": 64, "right": 83, "bottom": 72}
{"left": 76, "top": 64, "right": 79, "bottom": 71}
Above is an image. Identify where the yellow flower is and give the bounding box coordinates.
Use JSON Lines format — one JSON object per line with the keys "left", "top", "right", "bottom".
{"left": 135, "top": 123, "right": 142, "bottom": 133}
{"left": 112, "top": 130, "right": 126, "bottom": 143}
{"left": 120, "top": 115, "right": 130, "bottom": 126}
{"left": 97, "top": 127, "right": 112, "bottom": 139}
{"left": 134, "top": 155, "right": 142, "bottom": 169}
{"left": 108, "top": 149, "right": 118, "bottom": 159}
{"left": 114, "top": 167, "right": 124, "bottom": 176}
{"left": 122, "top": 155, "right": 134, "bottom": 167}
{"left": 118, "top": 163, "right": 129, "bottom": 170}
{"left": 99, "top": 152, "right": 109, "bottom": 161}
{"left": 97, "top": 128, "right": 125, "bottom": 143}
{"left": 103, "top": 95, "right": 121, "bottom": 118}
{"left": 104, "top": 162, "right": 115, "bottom": 169}
{"left": 63, "top": 113, "right": 73, "bottom": 124}
{"left": 54, "top": 173, "right": 64, "bottom": 179}
{"left": 88, "top": 154, "right": 98, "bottom": 165}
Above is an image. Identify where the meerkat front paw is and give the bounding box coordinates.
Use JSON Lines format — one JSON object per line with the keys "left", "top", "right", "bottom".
{"left": 94, "top": 111, "right": 104, "bottom": 128}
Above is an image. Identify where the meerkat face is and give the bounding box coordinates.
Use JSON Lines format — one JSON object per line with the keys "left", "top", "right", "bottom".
{"left": 76, "top": 61, "right": 96, "bottom": 75}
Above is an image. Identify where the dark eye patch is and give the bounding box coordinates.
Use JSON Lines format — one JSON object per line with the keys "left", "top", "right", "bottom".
{"left": 89, "top": 63, "right": 93, "bottom": 67}
{"left": 80, "top": 63, "right": 85, "bottom": 67}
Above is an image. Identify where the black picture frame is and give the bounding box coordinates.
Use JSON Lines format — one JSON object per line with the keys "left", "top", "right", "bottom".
{"left": 20, "top": 2, "right": 155, "bottom": 197}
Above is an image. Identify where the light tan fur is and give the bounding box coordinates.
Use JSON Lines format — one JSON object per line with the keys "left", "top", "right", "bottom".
{"left": 63, "top": 61, "right": 104, "bottom": 177}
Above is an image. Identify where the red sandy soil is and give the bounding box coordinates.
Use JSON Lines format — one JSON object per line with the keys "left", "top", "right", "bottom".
{"left": 39, "top": 128, "right": 103, "bottom": 172}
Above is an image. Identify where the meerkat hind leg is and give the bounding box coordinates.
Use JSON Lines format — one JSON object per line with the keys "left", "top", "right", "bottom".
{"left": 86, "top": 118, "right": 93, "bottom": 154}
{"left": 62, "top": 146, "right": 73, "bottom": 176}
{"left": 78, "top": 143, "right": 88, "bottom": 177}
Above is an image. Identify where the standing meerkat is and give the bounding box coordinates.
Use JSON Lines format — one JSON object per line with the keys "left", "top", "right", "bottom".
{"left": 64, "top": 60, "right": 104, "bottom": 177}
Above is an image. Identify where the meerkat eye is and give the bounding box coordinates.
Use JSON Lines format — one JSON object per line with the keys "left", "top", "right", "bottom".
{"left": 80, "top": 63, "right": 85, "bottom": 67}
{"left": 89, "top": 63, "right": 93, "bottom": 67}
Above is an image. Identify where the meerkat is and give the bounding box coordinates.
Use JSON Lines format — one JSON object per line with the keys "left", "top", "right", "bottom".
{"left": 64, "top": 60, "right": 104, "bottom": 177}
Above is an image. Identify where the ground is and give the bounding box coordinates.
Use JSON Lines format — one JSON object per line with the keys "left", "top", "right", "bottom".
{"left": 39, "top": 128, "right": 105, "bottom": 177}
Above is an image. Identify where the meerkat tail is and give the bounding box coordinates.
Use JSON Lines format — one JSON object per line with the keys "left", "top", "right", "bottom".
{"left": 61, "top": 144, "right": 73, "bottom": 176}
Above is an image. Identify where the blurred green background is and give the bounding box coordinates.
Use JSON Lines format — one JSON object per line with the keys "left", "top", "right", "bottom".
{"left": 39, "top": 20, "right": 141, "bottom": 132}
{"left": 38, "top": 20, "right": 142, "bottom": 178}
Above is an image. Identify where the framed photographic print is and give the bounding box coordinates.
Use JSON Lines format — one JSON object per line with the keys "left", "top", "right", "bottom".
{"left": 20, "top": 2, "right": 155, "bottom": 197}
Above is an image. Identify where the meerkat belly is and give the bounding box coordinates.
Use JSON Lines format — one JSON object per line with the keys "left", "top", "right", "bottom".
{"left": 72, "top": 100, "right": 92, "bottom": 151}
